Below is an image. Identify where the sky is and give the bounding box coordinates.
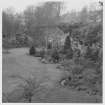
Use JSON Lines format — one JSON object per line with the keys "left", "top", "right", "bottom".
{"left": 1, "top": 0, "right": 101, "bottom": 13}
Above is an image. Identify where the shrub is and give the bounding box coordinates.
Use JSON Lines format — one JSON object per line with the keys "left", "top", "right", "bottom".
{"left": 2, "top": 88, "right": 25, "bottom": 102}
{"left": 29, "top": 46, "right": 36, "bottom": 55}
{"left": 40, "top": 48, "right": 45, "bottom": 59}
{"left": 65, "top": 48, "right": 73, "bottom": 59}
{"left": 59, "top": 56, "right": 102, "bottom": 95}
{"left": 4, "top": 74, "right": 43, "bottom": 103}
{"left": 47, "top": 42, "right": 52, "bottom": 49}
{"left": 64, "top": 35, "right": 71, "bottom": 51}
{"left": 51, "top": 48, "right": 60, "bottom": 63}
{"left": 72, "top": 65, "right": 84, "bottom": 76}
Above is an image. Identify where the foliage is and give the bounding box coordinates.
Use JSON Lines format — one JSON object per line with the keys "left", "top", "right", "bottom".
{"left": 29, "top": 46, "right": 36, "bottom": 55}
{"left": 65, "top": 48, "right": 73, "bottom": 59}
{"left": 60, "top": 9, "right": 103, "bottom": 91}
{"left": 24, "top": 2, "right": 63, "bottom": 47}
{"left": 35, "top": 48, "right": 46, "bottom": 58}
{"left": 51, "top": 48, "right": 60, "bottom": 63}
{"left": 63, "top": 35, "right": 73, "bottom": 59}
{"left": 60, "top": 56, "right": 102, "bottom": 96}
{"left": 2, "top": 0, "right": 103, "bottom": 98}
{"left": 64, "top": 35, "right": 71, "bottom": 50}
{"left": 40, "top": 48, "right": 46, "bottom": 59}
{"left": 79, "top": 6, "right": 89, "bottom": 23}
{"left": 3, "top": 74, "right": 43, "bottom": 102}
{"left": 2, "top": 9, "right": 24, "bottom": 42}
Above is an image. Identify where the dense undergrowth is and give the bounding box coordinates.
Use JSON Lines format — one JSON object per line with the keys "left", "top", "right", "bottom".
{"left": 57, "top": 21, "right": 102, "bottom": 96}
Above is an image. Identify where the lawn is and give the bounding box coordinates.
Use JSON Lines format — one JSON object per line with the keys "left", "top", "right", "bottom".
{"left": 2, "top": 48, "right": 102, "bottom": 103}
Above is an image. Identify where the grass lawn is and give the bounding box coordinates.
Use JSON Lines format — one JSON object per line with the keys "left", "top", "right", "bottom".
{"left": 2, "top": 48, "right": 102, "bottom": 103}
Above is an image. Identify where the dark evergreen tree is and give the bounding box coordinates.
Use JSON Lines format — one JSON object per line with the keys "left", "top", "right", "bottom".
{"left": 29, "top": 46, "right": 36, "bottom": 55}
{"left": 63, "top": 35, "right": 73, "bottom": 59}
{"left": 47, "top": 42, "right": 52, "bottom": 49}
{"left": 64, "top": 35, "right": 71, "bottom": 51}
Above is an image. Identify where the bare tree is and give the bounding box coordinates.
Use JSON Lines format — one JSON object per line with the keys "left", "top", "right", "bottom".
{"left": 23, "top": 2, "right": 64, "bottom": 47}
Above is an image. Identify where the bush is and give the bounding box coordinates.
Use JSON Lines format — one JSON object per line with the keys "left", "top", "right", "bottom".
{"left": 40, "top": 48, "right": 45, "bottom": 59}
{"left": 2, "top": 36, "right": 28, "bottom": 49}
{"left": 4, "top": 74, "right": 43, "bottom": 103}
{"left": 64, "top": 35, "right": 71, "bottom": 51}
{"left": 72, "top": 65, "right": 84, "bottom": 76}
{"left": 29, "top": 46, "right": 36, "bottom": 55}
{"left": 51, "top": 48, "right": 60, "bottom": 63}
{"left": 59, "top": 56, "right": 102, "bottom": 96}
{"left": 65, "top": 48, "right": 73, "bottom": 59}
{"left": 59, "top": 22, "right": 102, "bottom": 96}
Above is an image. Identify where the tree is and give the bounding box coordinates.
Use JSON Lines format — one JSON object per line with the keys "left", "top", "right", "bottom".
{"left": 23, "top": 2, "right": 64, "bottom": 47}
{"left": 29, "top": 46, "right": 36, "bottom": 55}
{"left": 79, "top": 6, "right": 89, "bottom": 23}
{"left": 2, "top": 9, "right": 22, "bottom": 38}
{"left": 64, "top": 35, "right": 71, "bottom": 50}
{"left": 2, "top": 8, "right": 23, "bottom": 49}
